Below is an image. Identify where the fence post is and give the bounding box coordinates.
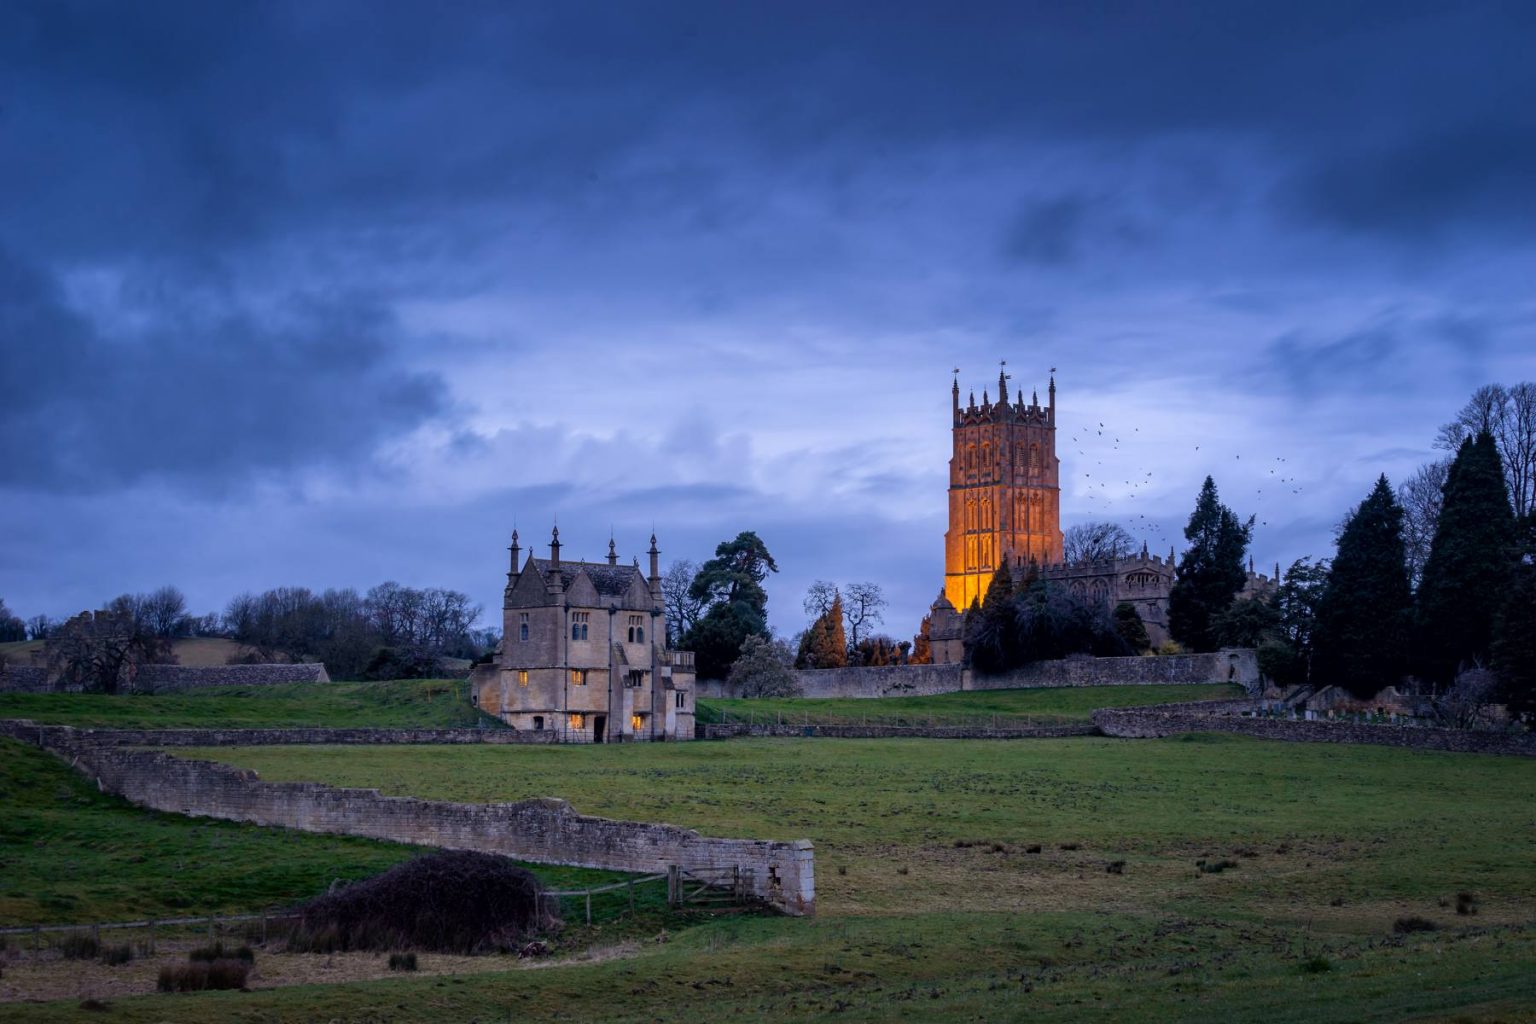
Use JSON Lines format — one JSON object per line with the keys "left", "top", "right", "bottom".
{"left": 585, "top": 892, "right": 592, "bottom": 926}
{"left": 627, "top": 879, "right": 635, "bottom": 913}
{"left": 667, "top": 864, "right": 681, "bottom": 907}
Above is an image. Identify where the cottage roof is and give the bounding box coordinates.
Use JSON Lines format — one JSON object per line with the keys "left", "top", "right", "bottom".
{"left": 528, "top": 558, "right": 645, "bottom": 598}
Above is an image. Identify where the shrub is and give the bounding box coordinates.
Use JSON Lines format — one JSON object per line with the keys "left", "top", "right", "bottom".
{"left": 101, "top": 944, "right": 133, "bottom": 966}
{"left": 156, "top": 960, "right": 250, "bottom": 993}
{"left": 1299, "top": 955, "right": 1332, "bottom": 974}
{"left": 387, "top": 952, "right": 418, "bottom": 972}
{"left": 60, "top": 933, "right": 101, "bottom": 960}
{"left": 1455, "top": 892, "right": 1479, "bottom": 916}
{"left": 1105, "top": 860, "right": 1126, "bottom": 875}
{"left": 189, "top": 942, "right": 254, "bottom": 964}
{"left": 1393, "top": 916, "right": 1438, "bottom": 934}
{"left": 288, "top": 850, "right": 556, "bottom": 954}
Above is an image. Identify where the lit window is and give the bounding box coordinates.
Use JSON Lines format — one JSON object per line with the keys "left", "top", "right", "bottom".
{"left": 568, "top": 713, "right": 585, "bottom": 729}
{"left": 630, "top": 714, "right": 643, "bottom": 731}
{"left": 571, "top": 669, "right": 587, "bottom": 686}
{"left": 518, "top": 613, "right": 529, "bottom": 642}
{"left": 517, "top": 670, "right": 529, "bottom": 687}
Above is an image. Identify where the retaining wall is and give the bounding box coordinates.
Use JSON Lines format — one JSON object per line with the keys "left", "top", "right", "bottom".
{"left": 0, "top": 665, "right": 50, "bottom": 692}
{"left": 0, "top": 662, "right": 333, "bottom": 694}
{"left": 1094, "top": 706, "right": 1536, "bottom": 757}
{"left": 699, "top": 722, "right": 1097, "bottom": 740}
{"left": 698, "top": 649, "right": 1258, "bottom": 700}
{"left": 0, "top": 722, "right": 814, "bottom": 915}
{"left": 0, "top": 722, "right": 541, "bottom": 747}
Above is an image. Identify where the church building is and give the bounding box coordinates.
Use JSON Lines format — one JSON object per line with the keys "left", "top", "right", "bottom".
{"left": 928, "top": 368, "right": 1274, "bottom": 663}
{"left": 470, "top": 528, "right": 696, "bottom": 742}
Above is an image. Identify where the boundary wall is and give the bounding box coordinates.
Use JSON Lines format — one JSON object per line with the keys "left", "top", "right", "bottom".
{"left": 700, "top": 722, "right": 1097, "bottom": 740}
{"left": 697, "top": 649, "right": 1259, "bottom": 700}
{"left": 1094, "top": 704, "right": 1536, "bottom": 757}
{"left": 0, "top": 663, "right": 332, "bottom": 694}
{"left": 0, "top": 724, "right": 544, "bottom": 747}
{"left": 0, "top": 721, "right": 814, "bottom": 915}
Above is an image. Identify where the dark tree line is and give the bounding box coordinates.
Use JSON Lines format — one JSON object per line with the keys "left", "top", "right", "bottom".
{"left": 224, "top": 582, "right": 485, "bottom": 680}
{"left": 963, "top": 557, "right": 1134, "bottom": 674}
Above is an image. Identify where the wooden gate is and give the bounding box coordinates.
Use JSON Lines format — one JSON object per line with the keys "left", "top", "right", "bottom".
{"left": 666, "top": 865, "right": 759, "bottom": 910}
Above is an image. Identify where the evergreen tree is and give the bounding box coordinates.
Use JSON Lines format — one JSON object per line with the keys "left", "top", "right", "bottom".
{"left": 1168, "top": 477, "right": 1253, "bottom": 652}
{"left": 1491, "top": 514, "right": 1536, "bottom": 720}
{"left": 683, "top": 531, "right": 779, "bottom": 679}
{"left": 1111, "top": 602, "right": 1151, "bottom": 653}
{"left": 1260, "top": 557, "right": 1329, "bottom": 687}
{"left": 1312, "top": 476, "right": 1413, "bottom": 697}
{"left": 1211, "top": 596, "right": 1280, "bottom": 649}
{"left": 964, "top": 560, "right": 1017, "bottom": 673}
{"left": 1416, "top": 433, "right": 1516, "bottom": 685}
{"left": 795, "top": 594, "right": 848, "bottom": 669}
{"left": 909, "top": 614, "right": 934, "bottom": 665}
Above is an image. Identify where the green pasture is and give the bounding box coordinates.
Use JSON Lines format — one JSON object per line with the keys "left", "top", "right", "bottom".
{"left": 0, "top": 677, "right": 499, "bottom": 730}
{"left": 4, "top": 680, "right": 1534, "bottom": 1021}
{"left": 0, "top": 739, "right": 671, "bottom": 936}
{"left": 696, "top": 682, "right": 1244, "bottom": 724}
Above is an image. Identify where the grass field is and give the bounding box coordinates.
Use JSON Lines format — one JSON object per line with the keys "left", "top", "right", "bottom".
{"left": 0, "top": 739, "right": 661, "bottom": 931}
{"left": 4, "top": 682, "right": 1534, "bottom": 1021}
{"left": 696, "top": 682, "right": 1244, "bottom": 724}
{"left": 0, "top": 678, "right": 499, "bottom": 729}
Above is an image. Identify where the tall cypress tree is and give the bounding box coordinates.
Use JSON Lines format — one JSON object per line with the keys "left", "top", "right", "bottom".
{"left": 1312, "top": 476, "right": 1413, "bottom": 697}
{"left": 1168, "top": 477, "right": 1253, "bottom": 652}
{"left": 1416, "top": 432, "right": 1516, "bottom": 685}
{"left": 1492, "top": 514, "right": 1535, "bottom": 719}
{"left": 965, "top": 559, "right": 1017, "bottom": 673}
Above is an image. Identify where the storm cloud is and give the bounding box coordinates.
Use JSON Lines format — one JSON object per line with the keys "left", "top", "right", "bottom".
{"left": 2, "top": 1, "right": 1534, "bottom": 635}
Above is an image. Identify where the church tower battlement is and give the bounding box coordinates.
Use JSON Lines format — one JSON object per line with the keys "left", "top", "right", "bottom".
{"left": 943, "top": 365, "right": 1063, "bottom": 610}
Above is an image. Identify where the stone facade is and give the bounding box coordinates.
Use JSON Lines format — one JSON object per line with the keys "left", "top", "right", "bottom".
{"left": 470, "top": 529, "right": 695, "bottom": 743}
{"left": 2, "top": 721, "right": 813, "bottom": 914}
{"left": 944, "top": 369, "right": 1063, "bottom": 610}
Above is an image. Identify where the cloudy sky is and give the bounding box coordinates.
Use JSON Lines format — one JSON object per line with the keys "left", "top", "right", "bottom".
{"left": 2, "top": 1, "right": 1533, "bottom": 639}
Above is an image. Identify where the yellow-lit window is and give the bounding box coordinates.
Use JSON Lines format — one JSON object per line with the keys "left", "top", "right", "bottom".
{"left": 568, "top": 713, "right": 585, "bottom": 729}
{"left": 517, "top": 670, "right": 529, "bottom": 686}
{"left": 571, "top": 669, "right": 587, "bottom": 686}
{"left": 630, "top": 714, "right": 643, "bottom": 731}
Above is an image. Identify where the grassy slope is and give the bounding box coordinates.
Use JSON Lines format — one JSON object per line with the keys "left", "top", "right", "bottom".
{"left": 696, "top": 682, "right": 1244, "bottom": 724}
{"left": 0, "top": 678, "right": 499, "bottom": 729}
{"left": 12, "top": 733, "right": 1535, "bottom": 1022}
{"left": 0, "top": 738, "right": 672, "bottom": 931}
{"left": 1, "top": 637, "right": 246, "bottom": 668}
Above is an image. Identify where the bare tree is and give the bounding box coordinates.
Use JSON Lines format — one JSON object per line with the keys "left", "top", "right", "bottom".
{"left": 1398, "top": 459, "right": 1448, "bottom": 589}
{"left": 726, "top": 634, "right": 801, "bottom": 698}
{"left": 661, "top": 560, "right": 705, "bottom": 647}
{"left": 842, "top": 582, "right": 887, "bottom": 650}
{"left": 1063, "top": 521, "right": 1136, "bottom": 564}
{"left": 25, "top": 614, "right": 53, "bottom": 640}
{"left": 802, "top": 580, "right": 838, "bottom": 618}
{"left": 141, "top": 585, "right": 189, "bottom": 637}
{"left": 1436, "top": 382, "right": 1536, "bottom": 518}
{"left": 1427, "top": 664, "right": 1502, "bottom": 731}
{"left": 45, "top": 608, "right": 173, "bottom": 693}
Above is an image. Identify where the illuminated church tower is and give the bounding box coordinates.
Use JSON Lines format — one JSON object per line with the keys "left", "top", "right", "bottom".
{"left": 942, "top": 366, "right": 1063, "bottom": 610}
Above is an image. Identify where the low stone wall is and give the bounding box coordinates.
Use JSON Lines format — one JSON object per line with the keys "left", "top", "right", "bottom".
{"left": 134, "top": 663, "right": 332, "bottom": 691}
{"left": 0, "top": 664, "right": 50, "bottom": 692}
{"left": 972, "top": 650, "right": 1260, "bottom": 693}
{"left": 0, "top": 721, "right": 540, "bottom": 747}
{"left": 1094, "top": 705, "right": 1536, "bottom": 757}
{"left": 699, "top": 722, "right": 1097, "bottom": 741}
{"left": 698, "top": 649, "right": 1258, "bottom": 700}
{"left": 0, "top": 662, "right": 333, "bottom": 694}
{"left": 0, "top": 722, "right": 814, "bottom": 915}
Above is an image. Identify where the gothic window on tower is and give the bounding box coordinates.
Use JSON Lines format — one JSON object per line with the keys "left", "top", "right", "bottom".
{"left": 1029, "top": 444, "right": 1041, "bottom": 473}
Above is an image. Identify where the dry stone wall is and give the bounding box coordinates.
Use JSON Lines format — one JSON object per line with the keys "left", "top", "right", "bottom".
{"left": 0, "top": 721, "right": 814, "bottom": 915}
{"left": 1094, "top": 705, "right": 1536, "bottom": 757}
{"left": 0, "top": 722, "right": 543, "bottom": 747}
{"left": 698, "top": 650, "right": 1258, "bottom": 700}
{"left": 0, "top": 663, "right": 332, "bottom": 694}
{"left": 700, "top": 722, "right": 1096, "bottom": 740}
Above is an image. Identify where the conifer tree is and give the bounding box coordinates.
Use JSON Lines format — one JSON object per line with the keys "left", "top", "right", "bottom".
{"left": 1312, "top": 476, "right": 1413, "bottom": 697}
{"left": 965, "top": 559, "right": 1016, "bottom": 673}
{"left": 1492, "top": 514, "right": 1535, "bottom": 720}
{"left": 1416, "top": 432, "right": 1516, "bottom": 685}
{"left": 910, "top": 614, "right": 934, "bottom": 665}
{"left": 1168, "top": 477, "right": 1253, "bottom": 652}
{"left": 1112, "top": 602, "right": 1151, "bottom": 653}
{"left": 795, "top": 593, "right": 848, "bottom": 669}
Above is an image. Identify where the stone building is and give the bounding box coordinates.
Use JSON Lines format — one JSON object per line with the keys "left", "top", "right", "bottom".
{"left": 929, "top": 368, "right": 1276, "bottom": 663}
{"left": 470, "top": 528, "right": 696, "bottom": 742}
